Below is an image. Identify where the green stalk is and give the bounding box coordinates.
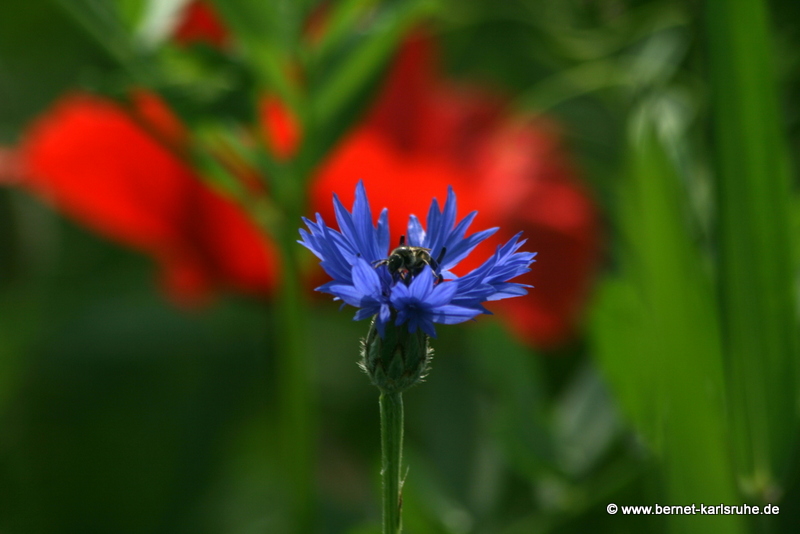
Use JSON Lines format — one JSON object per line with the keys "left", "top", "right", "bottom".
{"left": 274, "top": 201, "right": 315, "bottom": 532}
{"left": 705, "top": 0, "right": 797, "bottom": 496}
{"left": 380, "top": 391, "right": 404, "bottom": 534}
{"left": 277, "top": 251, "right": 313, "bottom": 531}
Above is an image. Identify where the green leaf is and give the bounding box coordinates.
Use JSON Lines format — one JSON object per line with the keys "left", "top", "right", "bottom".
{"left": 302, "top": 0, "right": 433, "bottom": 173}
{"left": 592, "top": 105, "right": 745, "bottom": 534}
{"left": 310, "top": 0, "right": 428, "bottom": 128}
{"left": 705, "top": 0, "right": 798, "bottom": 498}
{"left": 208, "top": 0, "right": 306, "bottom": 107}
{"left": 465, "top": 322, "right": 554, "bottom": 480}
{"left": 312, "top": 0, "right": 380, "bottom": 65}
{"left": 54, "top": 0, "right": 146, "bottom": 71}
{"left": 0, "top": 0, "right": 116, "bottom": 136}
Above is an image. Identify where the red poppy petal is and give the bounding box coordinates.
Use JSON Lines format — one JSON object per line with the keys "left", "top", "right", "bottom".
{"left": 260, "top": 95, "right": 301, "bottom": 160}
{"left": 173, "top": 1, "right": 229, "bottom": 48}
{"left": 20, "top": 93, "right": 279, "bottom": 301}
{"left": 129, "top": 89, "right": 188, "bottom": 147}
{"left": 313, "top": 131, "right": 481, "bottom": 247}
{"left": 473, "top": 122, "right": 602, "bottom": 347}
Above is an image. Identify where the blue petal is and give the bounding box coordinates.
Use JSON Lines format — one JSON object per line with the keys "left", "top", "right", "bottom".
{"left": 324, "top": 282, "right": 368, "bottom": 307}
{"left": 374, "top": 311, "right": 388, "bottom": 337}
{"left": 419, "top": 318, "right": 438, "bottom": 338}
{"left": 406, "top": 214, "right": 426, "bottom": 247}
{"left": 425, "top": 198, "right": 442, "bottom": 248}
{"left": 452, "top": 233, "right": 537, "bottom": 303}
{"left": 355, "top": 307, "right": 380, "bottom": 321}
{"left": 377, "top": 208, "right": 390, "bottom": 257}
{"left": 431, "top": 305, "right": 483, "bottom": 324}
{"left": 332, "top": 193, "right": 358, "bottom": 252}
{"left": 407, "top": 267, "right": 434, "bottom": 301}
{"left": 351, "top": 257, "right": 383, "bottom": 298}
{"left": 484, "top": 284, "right": 530, "bottom": 301}
{"left": 390, "top": 280, "right": 412, "bottom": 302}
{"left": 353, "top": 181, "right": 381, "bottom": 262}
{"left": 440, "top": 187, "right": 458, "bottom": 235}
{"left": 439, "top": 226, "right": 498, "bottom": 271}
{"left": 426, "top": 279, "right": 458, "bottom": 307}
{"left": 379, "top": 303, "right": 391, "bottom": 325}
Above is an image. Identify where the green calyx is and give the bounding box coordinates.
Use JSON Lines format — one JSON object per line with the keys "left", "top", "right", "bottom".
{"left": 360, "top": 318, "right": 432, "bottom": 393}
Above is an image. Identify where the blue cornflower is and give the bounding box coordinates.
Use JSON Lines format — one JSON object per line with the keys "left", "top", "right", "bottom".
{"left": 299, "top": 182, "right": 536, "bottom": 338}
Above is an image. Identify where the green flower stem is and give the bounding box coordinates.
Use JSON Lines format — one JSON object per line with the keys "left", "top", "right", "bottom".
{"left": 380, "top": 390, "right": 404, "bottom": 534}
{"left": 275, "top": 245, "right": 314, "bottom": 531}
{"left": 261, "top": 145, "right": 314, "bottom": 531}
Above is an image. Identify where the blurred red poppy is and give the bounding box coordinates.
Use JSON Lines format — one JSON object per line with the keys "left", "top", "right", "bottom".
{"left": 173, "top": 0, "right": 229, "bottom": 48}
{"left": 14, "top": 93, "right": 279, "bottom": 303}
{"left": 312, "top": 34, "right": 601, "bottom": 349}
{"left": 259, "top": 95, "right": 302, "bottom": 160}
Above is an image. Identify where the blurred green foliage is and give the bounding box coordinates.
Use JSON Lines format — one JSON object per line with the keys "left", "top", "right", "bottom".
{"left": 1, "top": 0, "right": 800, "bottom": 533}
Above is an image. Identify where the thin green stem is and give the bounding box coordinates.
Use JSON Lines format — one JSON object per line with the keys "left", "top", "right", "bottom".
{"left": 380, "top": 391, "right": 404, "bottom": 534}
{"left": 274, "top": 207, "right": 315, "bottom": 533}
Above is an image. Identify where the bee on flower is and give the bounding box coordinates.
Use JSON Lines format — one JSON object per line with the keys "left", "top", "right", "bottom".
{"left": 299, "top": 181, "right": 536, "bottom": 340}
